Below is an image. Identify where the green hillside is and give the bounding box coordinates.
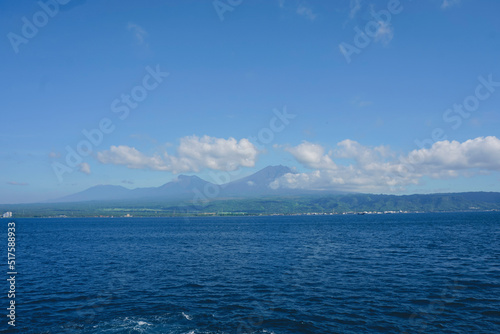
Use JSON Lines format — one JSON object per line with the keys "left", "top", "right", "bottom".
{"left": 1, "top": 192, "right": 499, "bottom": 218}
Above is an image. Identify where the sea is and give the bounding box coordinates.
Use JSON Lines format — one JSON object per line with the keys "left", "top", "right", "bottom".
{"left": 3, "top": 212, "right": 500, "bottom": 333}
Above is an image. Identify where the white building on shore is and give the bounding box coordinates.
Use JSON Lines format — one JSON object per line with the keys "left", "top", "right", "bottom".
{"left": 2, "top": 212, "right": 12, "bottom": 218}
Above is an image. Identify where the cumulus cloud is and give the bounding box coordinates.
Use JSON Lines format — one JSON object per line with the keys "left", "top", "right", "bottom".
{"left": 97, "top": 135, "right": 259, "bottom": 173}
{"left": 97, "top": 145, "right": 168, "bottom": 171}
{"left": 406, "top": 136, "right": 500, "bottom": 176}
{"left": 285, "top": 141, "right": 337, "bottom": 170}
{"left": 79, "top": 162, "right": 91, "bottom": 175}
{"left": 273, "top": 136, "right": 500, "bottom": 193}
{"left": 176, "top": 135, "right": 258, "bottom": 171}
{"left": 335, "top": 139, "right": 394, "bottom": 165}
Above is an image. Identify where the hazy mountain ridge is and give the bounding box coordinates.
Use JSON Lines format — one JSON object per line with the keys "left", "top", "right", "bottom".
{"left": 52, "top": 165, "right": 300, "bottom": 203}
{"left": 56, "top": 185, "right": 132, "bottom": 202}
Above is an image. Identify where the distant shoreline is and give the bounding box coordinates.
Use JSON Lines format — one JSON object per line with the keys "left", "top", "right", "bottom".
{"left": 2, "top": 192, "right": 499, "bottom": 219}
{"left": 4, "top": 209, "right": 499, "bottom": 219}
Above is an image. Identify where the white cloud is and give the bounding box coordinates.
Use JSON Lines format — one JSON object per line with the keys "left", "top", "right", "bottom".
{"left": 273, "top": 136, "right": 500, "bottom": 193}
{"left": 127, "top": 22, "right": 148, "bottom": 45}
{"left": 97, "top": 135, "right": 259, "bottom": 174}
{"left": 285, "top": 141, "right": 337, "bottom": 170}
{"left": 176, "top": 135, "right": 258, "bottom": 171}
{"left": 296, "top": 5, "right": 317, "bottom": 21}
{"left": 97, "top": 145, "right": 167, "bottom": 171}
{"left": 335, "top": 139, "right": 393, "bottom": 165}
{"left": 79, "top": 162, "right": 91, "bottom": 175}
{"left": 406, "top": 136, "right": 500, "bottom": 175}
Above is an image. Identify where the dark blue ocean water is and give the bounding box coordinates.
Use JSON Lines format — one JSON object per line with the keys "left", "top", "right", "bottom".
{"left": 3, "top": 212, "right": 500, "bottom": 333}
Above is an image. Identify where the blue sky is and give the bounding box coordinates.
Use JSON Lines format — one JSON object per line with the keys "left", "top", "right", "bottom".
{"left": 1, "top": 0, "right": 499, "bottom": 203}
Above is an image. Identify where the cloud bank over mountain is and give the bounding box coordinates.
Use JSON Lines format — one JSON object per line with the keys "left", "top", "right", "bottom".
{"left": 92, "top": 134, "right": 500, "bottom": 194}
{"left": 271, "top": 136, "right": 500, "bottom": 193}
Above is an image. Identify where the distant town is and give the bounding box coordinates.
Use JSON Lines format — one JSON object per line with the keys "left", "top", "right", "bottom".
{"left": 2, "top": 211, "right": 12, "bottom": 218}
{"left": 2, "top": 207, "right": 500, "bottom": 219}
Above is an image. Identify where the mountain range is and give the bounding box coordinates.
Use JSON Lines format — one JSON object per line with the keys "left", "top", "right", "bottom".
{"left": 53, "top": 165, "right": 324, "bottom": 203}
{"left": 27, "top": 165, "right": 500, "bottom": 216}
